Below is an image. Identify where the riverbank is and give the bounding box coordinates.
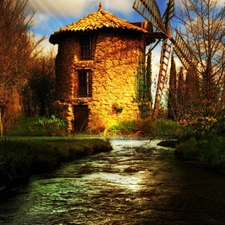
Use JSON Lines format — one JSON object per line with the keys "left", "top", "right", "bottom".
{"left": 174, "top": 134, "right": 225, "bottom": 175}
{"left": 0, "top": 137, "right": 112, "bottom": 194}
{"left": 2, "top": 139, "right": 225, "bottom": 225}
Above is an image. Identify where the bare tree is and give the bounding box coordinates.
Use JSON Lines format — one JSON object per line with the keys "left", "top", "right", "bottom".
{"left": 0, "top": 0, "right": 44, "bottom": 134}
{"left": 176, "top": 0, "right": 225, "bottom": 118}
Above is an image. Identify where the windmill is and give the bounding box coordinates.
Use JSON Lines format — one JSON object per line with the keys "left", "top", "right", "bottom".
{"left": 133, "top": 0, "right": 199, "bottom": 119}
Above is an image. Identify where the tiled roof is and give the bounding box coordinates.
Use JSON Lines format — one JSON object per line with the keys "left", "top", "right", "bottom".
{"left": 50, "top": 2, "right": 149, "bottom": 44}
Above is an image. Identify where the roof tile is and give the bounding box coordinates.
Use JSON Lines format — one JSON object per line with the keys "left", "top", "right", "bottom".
{"left": 50, "top": 3, "right": 149, "bottom": 44}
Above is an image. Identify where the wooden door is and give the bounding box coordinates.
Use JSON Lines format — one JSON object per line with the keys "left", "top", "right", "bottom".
{"left": 74, "top": 105, "right": 89, "bottom": 133}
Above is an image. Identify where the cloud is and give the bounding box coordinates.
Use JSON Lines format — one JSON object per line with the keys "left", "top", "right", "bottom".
{"left": 29, "top": 0, "right": 89, "bottom": 17}
{"left": 28, "top": 0, "right": 136, "bottom": 37}
{"left": 29, "top": 0, "right": 133, "bottom": 18}
{"left": 103, "top": 0, "right": 134, "bottom": 14}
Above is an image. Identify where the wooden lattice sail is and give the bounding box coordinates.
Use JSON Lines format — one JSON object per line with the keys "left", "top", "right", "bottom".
{"left": 133, "top": 0, "right": 199, "bottom": 119}
{"left": 133, "top": 0, "right": 166, "bottom": 34}
{"left": 172, "top": 29, "right": 199, "bottom": 71}
{"left": 153, "top": 39, "right": 173, "bottom": 119}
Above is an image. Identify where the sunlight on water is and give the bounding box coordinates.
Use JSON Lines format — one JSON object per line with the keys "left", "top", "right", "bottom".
{"left": 84, "top": 172, "right": 142, "bottom": 192}
{"left": 110, "top": 138, "right": 170, "bottom": 150}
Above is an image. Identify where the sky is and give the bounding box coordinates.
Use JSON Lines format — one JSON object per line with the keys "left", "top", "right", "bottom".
{"left": 27, "top": 0, "right": 225, "bottom": 76}
{"left": 28, "top": 0, "right": 170, "bottom": 76}
{"left": 29, "top": 0, "right": 168, "bottom": 38}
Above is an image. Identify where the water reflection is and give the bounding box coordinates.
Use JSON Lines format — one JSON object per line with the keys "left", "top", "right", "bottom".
{"left": 1, "top": 138, "right": 225, "bottom": 225}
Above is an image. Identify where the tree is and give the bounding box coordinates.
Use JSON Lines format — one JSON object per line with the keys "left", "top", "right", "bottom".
{"left": 175, "top": 0, "right": 225, "bottom": 133}
{"left": 22, "top": 51, "right": 56, "bottom": 117}
{"left": 135, "top": 53, "right": 152, "bottom": 119}
{"left": 0, "top": 0, "right": 44, "bottom": 133}
{"left": 168, "top": 54, "right": 177, "bottom": 120}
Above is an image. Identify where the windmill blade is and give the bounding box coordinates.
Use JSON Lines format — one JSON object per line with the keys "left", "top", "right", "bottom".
{"left": 162, "top": 0, "right": 175, "bottom": 25}
{"left": 172, "top": 29, "right": 199, "bottom": 70}
{"left": 133, "top": 0, "right": 167, "bottom": 35}
{"left": 145, "top": 0, "right": 175, "bottom": 52}
{"left": 162, "top": 0, "right": 175, "bottom": 39}
{"left": 153, "top": 39, "right": 173, "bottom": 119}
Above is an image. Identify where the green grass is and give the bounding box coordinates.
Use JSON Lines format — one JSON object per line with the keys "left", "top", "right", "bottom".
{"left": 6, "top": 116, "right": 67, "bottom": 136}
{"left": 0, "top": 137, "right": 112, "bottom": 193}
{"left": 104, "top": 118, "right": 188, "bottom": 137}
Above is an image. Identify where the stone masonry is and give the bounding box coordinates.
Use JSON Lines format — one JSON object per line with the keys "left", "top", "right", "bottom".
{"left": 50, "top": 3, "right": 154, "bottom": 132}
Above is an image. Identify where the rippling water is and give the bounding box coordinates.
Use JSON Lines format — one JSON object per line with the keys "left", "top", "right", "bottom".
{"left": 1, "top": 138, "right": 225, "bottom": 225}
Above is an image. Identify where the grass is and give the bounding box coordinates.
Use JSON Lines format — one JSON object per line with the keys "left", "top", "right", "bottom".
{"left": 6, "top": 116, "right": 67, "bottom": 136}
{"left": 103, "top": 118, "right": 187, "bottom": 137}
{"left": 175, "top": 134, "right": 225, "bottom": 174}
{"left": 0, "top": 137, "right": 112, "bottom": 193}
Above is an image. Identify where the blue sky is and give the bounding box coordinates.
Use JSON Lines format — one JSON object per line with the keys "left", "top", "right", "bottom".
{"left": 28, "top": 0, "right": 224, "bottom": 98}
{"left": 29, "top": 0, "right": 168, "bottom": 38}
{"left": 29, "top": 0, "right": 171, "bottom": 76}
{"left": 29, "top": 0, "right": 224, "bottom": 59}
{"left": 29, "top": 0, "right": 170, "bottom": 52}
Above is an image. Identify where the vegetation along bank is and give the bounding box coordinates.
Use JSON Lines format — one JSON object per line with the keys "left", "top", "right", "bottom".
{"left": 0, "top": 138, "right": 112, "bottom": 195}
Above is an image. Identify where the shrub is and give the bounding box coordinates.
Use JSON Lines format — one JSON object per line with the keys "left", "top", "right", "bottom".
{"left": 104, "top": 118, "right": 190, "bottom": 137}
{"left": 175, "top": 137, "right": 201, "bottom": 160}
{"left": 104, "top": 120, "right": 138, "bottom": 136}
{"left": 135, "top": 118, "right": 155, "bottom": 136}
{"left": 179, "top": 114, "right": 218, "bottom": 137}
{"left": 175, "top": 134, "right": 225, "bottom": 174}
{"left": 153, "top": 119, "right": 188, "bottom": 137}
{"left": 36, "top": 115, "right": 66, "bottom": 136}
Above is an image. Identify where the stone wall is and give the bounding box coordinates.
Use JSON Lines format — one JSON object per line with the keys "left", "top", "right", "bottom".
{"left": 55, "top": 29, "right": 146, "bottom": 132}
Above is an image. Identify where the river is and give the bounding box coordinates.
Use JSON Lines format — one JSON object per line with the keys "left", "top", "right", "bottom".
{"left": 0, "top": 138, "right": 225, "bottom": 225}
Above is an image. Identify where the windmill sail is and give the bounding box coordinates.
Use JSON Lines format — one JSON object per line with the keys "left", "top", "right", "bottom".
{"left": 133, "top": 0, "right": 167, "bottom": 35}
{"left": 133, "top": 0, "right": 198, "bottom": 119}
{"left": 153, "top": 39, "right": 172, "bottom": 119}
{"left": 162, "top": 0, "right": 175, "bottom": 38}
{"left": 172, "top": 29, "right": 199, "bottom": 70}
{"left": 162, "top": 0, "right": 175, "bottom": 23}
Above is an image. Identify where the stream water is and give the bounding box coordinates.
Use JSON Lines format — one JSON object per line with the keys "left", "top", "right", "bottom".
{"left": 0, "top": 138, "right": 225, "bottom": 225}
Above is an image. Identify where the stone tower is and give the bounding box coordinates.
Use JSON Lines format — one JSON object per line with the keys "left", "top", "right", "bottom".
{"left": 49, "top": 3, "right": 153, "bottom": 133}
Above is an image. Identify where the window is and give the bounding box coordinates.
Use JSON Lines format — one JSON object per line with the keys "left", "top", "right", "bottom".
{"left": 78, "top": 70, "right": 92, "bottom": 97}
{"left": 80, "top": 35, "right": 91, "bottom": 60}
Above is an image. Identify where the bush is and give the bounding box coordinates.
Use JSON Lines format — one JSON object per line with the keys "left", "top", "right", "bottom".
{"left": 153, "top": 119, "right": 188, "bottom": 137}
{"left": 104, "top": 120, "right": 138, "bottom": 136}
{"left": 179, "top": 114, "right": 218, "bottom": 137}
{"left": 36, "top": 115, "right": 66, "bottom": 136}
{"left": 175, "top": 137, "right": 201, "bottom": 160}
{"left": 136, "top": 118, "right": 155, "bottom": 135}
{"left": 103, "top": 118, "right": 189, "bottom": 137}
{"left": 175, "top": 134, "right": 225, "bottom": 174}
